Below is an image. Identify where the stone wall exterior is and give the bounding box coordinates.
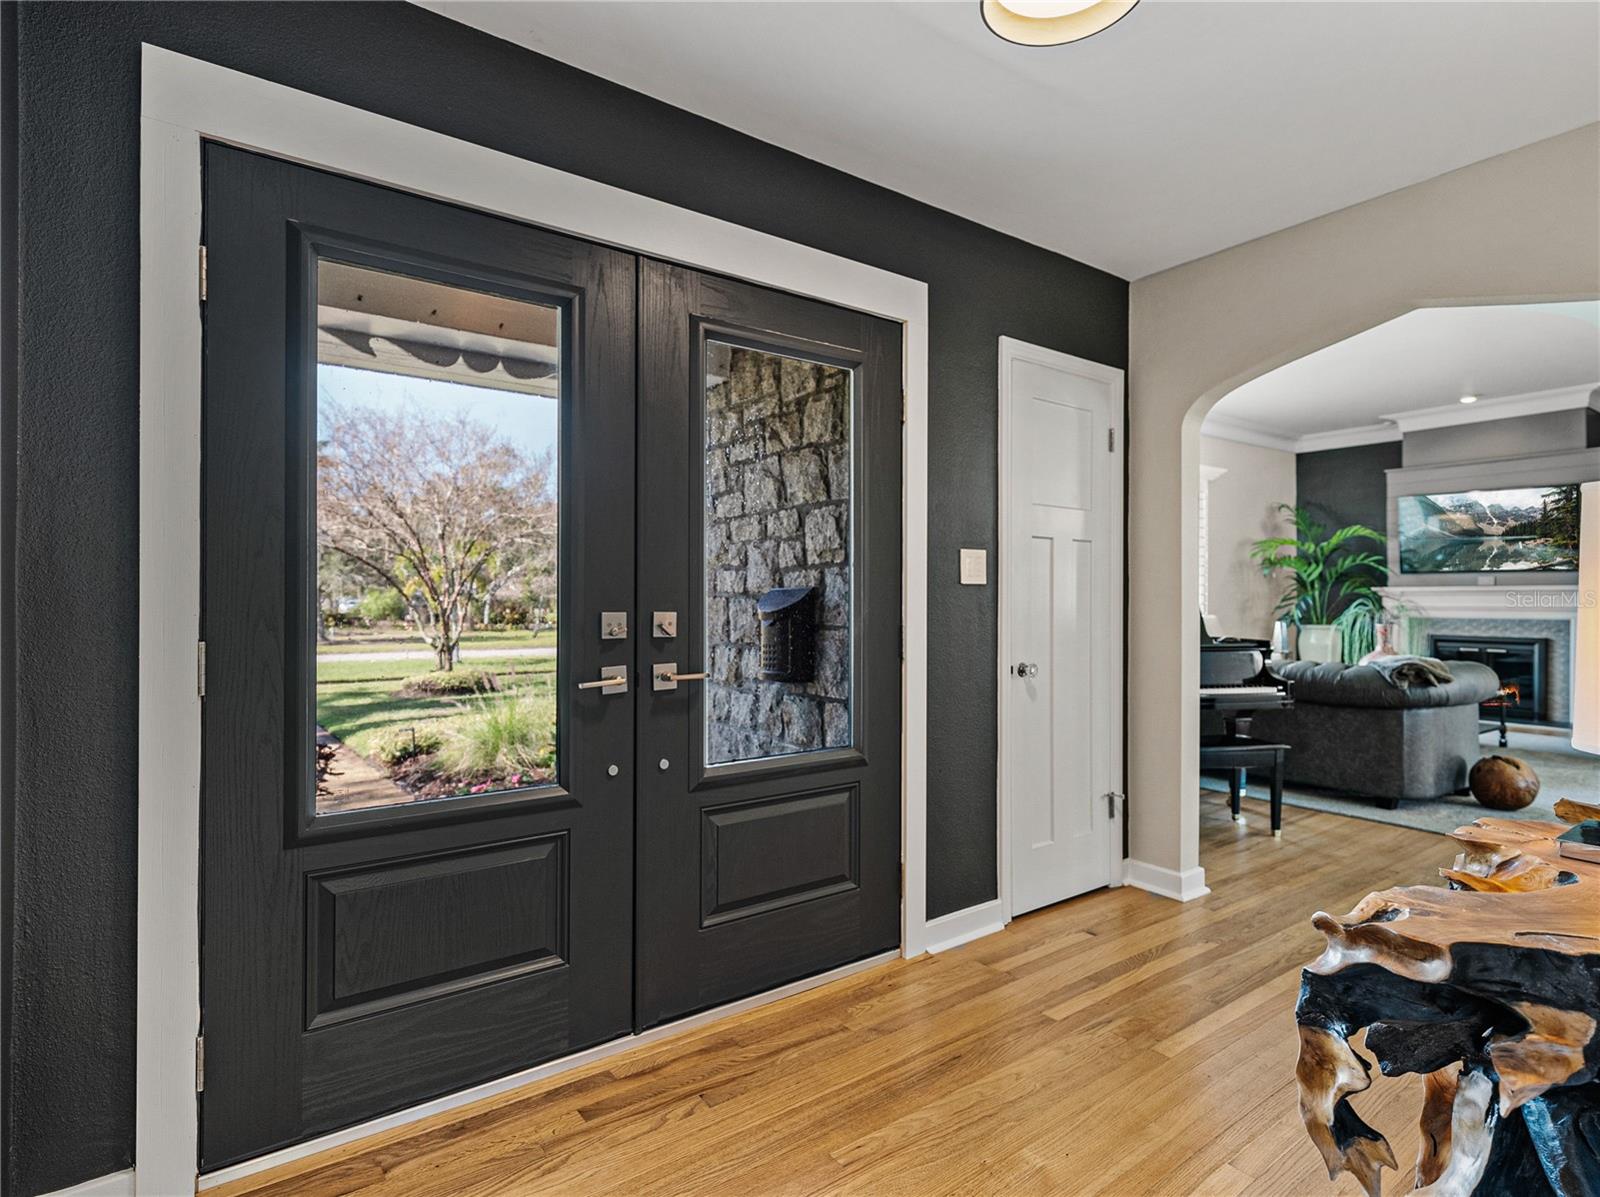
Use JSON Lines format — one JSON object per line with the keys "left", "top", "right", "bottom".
{"left": 704, "top": 343, "right": 852, "bottom": 763}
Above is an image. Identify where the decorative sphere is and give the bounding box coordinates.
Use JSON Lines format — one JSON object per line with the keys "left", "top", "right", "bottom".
{"left": 1469, "top": 755, "right": 1540, "bottom": 811}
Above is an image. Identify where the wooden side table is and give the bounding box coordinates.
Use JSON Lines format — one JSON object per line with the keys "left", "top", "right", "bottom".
{"left": 1293, "top": 801, "right": 1600, "bottom": 1195}
{"left": 1478, "top": 686, "right": 1517, "bottom": 748}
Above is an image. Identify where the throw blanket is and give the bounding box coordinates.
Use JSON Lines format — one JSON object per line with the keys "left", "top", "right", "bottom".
{"left": 1367, "top": 654, "right": 1454, "bottom": 690}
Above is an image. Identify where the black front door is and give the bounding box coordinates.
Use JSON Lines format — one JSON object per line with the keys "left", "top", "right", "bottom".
{"left": 201, "top": 149, "right": 902, "bottom": 1169}
{"left": 200, "top": 146, "right": 636, "bottom": 1167}
{"left": 634, "top": 262, "right": 903, "bottom": 1027}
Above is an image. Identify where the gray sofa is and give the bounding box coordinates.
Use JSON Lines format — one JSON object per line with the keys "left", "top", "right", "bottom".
{"left": 1246, "top": 659, "right": 1501, "bottom": 807}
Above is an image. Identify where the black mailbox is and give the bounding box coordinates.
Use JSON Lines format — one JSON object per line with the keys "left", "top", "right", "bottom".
{"left": 757, "top": 586, "right": 817, "bottom": 683}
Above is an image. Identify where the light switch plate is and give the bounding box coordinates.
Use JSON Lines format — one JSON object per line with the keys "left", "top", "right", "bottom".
{"left": 960, "top": 549, "right": 987, "bottom": 585}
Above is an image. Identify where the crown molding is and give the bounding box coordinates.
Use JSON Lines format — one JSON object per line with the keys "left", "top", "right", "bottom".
{"left": 1198, "top": 414, "right": 1298, "bottom": 452}
{"left": 1201, "top": 414, "right": 1401, "bottom": 455}
{"left": 1382, "top": 383, "right": 1600, "bottom": 434}
{"left": 1293, "top": 423, "right": 1403, "bottom": 453}
{"left": 1204, "top": 382, "right": 1600, "bottom": 453}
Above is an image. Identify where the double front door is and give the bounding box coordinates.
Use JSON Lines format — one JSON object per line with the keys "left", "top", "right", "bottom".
{"left": 199, "top": 146, "right": 901, "bottom": 1169}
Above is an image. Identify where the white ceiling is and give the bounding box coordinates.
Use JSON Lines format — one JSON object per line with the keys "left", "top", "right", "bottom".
{"left": 424, "top": 1, "right": 1600, "bottom": 279}
{"left": 1205, "top": 302, "right": 1600, "bottom": 448}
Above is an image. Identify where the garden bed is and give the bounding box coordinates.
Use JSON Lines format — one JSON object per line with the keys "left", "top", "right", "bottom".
{"left": 315, "top": 654, "right": 558, "bottom": 810}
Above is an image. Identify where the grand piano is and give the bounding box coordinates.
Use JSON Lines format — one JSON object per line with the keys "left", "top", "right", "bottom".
{"left": 1200, "top": 618, "right": 1293, "bottom": 836}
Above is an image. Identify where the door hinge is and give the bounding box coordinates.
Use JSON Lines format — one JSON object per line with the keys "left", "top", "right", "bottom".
{"left": 899, "top": 861, "right": 904, "bottom": 896}
{"left": 194, "top": 1035, "right": 205, "bottom": 1093}
{"left": 197, "top": 641, "right": 207, "bottom": 698}
{"left": 1107, "top": 427, "right": 1116, "bottom": 452}
{"left": 1104, "top": 791, "right": 1124, "bottom": 818}
{"left": 198, "top": 244, "right": 208, "bottom": 303}
{"left": 900, "top": 389, "right": 907, "bottom": 424}
{"left": 899, "top": 624, "right": 905, "bottom": 662}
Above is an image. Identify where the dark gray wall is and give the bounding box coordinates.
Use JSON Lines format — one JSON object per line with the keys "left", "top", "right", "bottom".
{"left": 1403, "top": 409, "right": 1595, "bottom": 466}
{"left": 2, "top": 3, "right": 1126, "bottom": 1191}
{"left": 1296, "top": 441, "right": 1403, "bottom": 541}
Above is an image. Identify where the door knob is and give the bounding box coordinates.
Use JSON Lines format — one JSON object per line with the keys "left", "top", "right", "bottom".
{"left": 1015, "top": 662, "right": 1039, "bottom": 678}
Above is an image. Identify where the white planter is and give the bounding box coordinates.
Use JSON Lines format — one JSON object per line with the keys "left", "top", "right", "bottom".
{"left": 1297, "top": 624, "right": 1341, "bottom": 664}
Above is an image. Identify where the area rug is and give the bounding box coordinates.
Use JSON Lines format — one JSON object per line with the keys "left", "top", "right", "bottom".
{"left": 1200, "top": 730, "right": 1600, "bottom": 835}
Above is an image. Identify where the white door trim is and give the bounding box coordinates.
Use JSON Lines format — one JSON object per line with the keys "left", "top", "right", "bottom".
{"left": 996, "top": 337, "right": 1125, "bottom": 923}
{"left": 139, "top": 44, "right": 929, "bottom": 1196}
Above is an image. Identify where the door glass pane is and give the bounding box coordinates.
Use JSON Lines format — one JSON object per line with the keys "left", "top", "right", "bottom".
{"left": 704, "top": 340, "right": 852, "bottom": 765}
{"left": 313, "top": 260, "right": 560, "bottom": 815}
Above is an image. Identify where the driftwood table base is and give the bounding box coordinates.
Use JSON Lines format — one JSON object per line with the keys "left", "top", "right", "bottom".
{"left": 1295, "top": 800, "right": 1600, "bottom": 1196}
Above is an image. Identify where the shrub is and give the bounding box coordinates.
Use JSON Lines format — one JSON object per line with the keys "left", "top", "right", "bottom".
{"left": 438, "top": 693, "right": 556, "bottom": 779}
{"left": 397, "top": 668, "right": 500, "bottom": 698}
{"left": 372, "top": 726, "right": 443, "bottom": 768}
{"left": 355, "top": 588, "right": 408, "bottom": 623}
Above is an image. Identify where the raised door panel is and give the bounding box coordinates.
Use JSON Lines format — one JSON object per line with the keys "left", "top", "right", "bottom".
{"left": 701, "top": 787, "right": 859, "bottom": 925}
{"left": 307, "top": 836, "right": 568, "bottom": 1027}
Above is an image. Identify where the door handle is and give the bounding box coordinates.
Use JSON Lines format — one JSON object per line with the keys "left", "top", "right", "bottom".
{"left": 653, "top": 663, "right": 707, "bottom": 692}
{"left": 1015, "top": 662, "right": 1039, "bottom": 678}
{"left": 578, "top": 666, "right": 628, "bottom": 691}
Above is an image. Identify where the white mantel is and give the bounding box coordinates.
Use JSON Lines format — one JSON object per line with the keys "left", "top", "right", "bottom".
{"left": 1380, "top": 584, "right": 1580, "bottom": 626}
{"left": 1381, "top": 584, "right": 1579, "bottom": 724}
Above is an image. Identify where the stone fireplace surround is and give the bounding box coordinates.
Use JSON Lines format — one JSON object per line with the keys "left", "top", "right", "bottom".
{"left": 1382, "top": 585, "right": 1578, "bottom": 726}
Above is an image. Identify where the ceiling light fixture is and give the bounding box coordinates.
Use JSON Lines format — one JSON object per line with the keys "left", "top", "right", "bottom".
{"left": 982, "top": 0, "right": 1139, "bottom": 47}
{"left": 1459, "top": 394, "right": 1479, "bottom": 404}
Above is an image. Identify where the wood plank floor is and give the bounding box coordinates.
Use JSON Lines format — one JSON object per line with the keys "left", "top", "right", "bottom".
{"left": 218, "top": 799, "right": 1448, "bottom": 1197}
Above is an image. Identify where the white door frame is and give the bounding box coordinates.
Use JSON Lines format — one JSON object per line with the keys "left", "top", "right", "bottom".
{"left": 996, "top": 336, "right": 1125, "bottom": 922}
{"left": 139, "top": 45, "right": 929, "bottom": 1195}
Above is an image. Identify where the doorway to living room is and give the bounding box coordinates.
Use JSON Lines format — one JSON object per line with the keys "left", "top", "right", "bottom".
{"left": 1196, "top": 301, "right": 1600, "bottom": 839}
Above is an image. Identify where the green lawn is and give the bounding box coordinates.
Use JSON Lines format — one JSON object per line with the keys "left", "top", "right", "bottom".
{"left": 316, "top": 656, "right": 556, "bottom": 760}
{"left": 317, "top": 627, "right": 558, "bottom": 655}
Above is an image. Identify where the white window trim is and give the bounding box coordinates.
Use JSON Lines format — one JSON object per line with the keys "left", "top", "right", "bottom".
{"left": 140, "top": 45, "right": 930, "bottom": 1195}
{"left": 1198, "top": 464, "right": 1228, "bottom": 625}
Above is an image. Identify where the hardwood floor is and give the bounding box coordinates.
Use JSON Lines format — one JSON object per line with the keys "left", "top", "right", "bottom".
{"left": 217, "top": 800, "right": 1448, "bottom": 1197}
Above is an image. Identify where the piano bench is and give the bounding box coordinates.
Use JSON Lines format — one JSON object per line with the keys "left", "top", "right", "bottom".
{"left": 1199, "top": 734, "right": 1289, "bottom": 836}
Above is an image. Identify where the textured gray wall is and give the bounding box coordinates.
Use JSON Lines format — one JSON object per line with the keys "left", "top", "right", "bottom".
{"left": 4, "top": 4, "right": 1126, "bottom": 1190}
{"left": 1296, "top": 441, "right": 1401, "bottom": 541}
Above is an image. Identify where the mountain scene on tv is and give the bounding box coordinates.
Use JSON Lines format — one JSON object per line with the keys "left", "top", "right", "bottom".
{"left": 1397, "top": 484, "right": 1582, "bottom": 572}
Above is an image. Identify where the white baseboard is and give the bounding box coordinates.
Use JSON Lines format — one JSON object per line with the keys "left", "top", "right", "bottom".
{"left": 38, "top": 1171, "right": 135, "bottom": 1197}
{"left": 924, "top": 898, "right": 1008, "bottom": 953}
{"left": 1124, "top": 859, "right": 1210, "bottom": 902}
{"left": 197, "top": 949, "right": 896, "bottom": 1190}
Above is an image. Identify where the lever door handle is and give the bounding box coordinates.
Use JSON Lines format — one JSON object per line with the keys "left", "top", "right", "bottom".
{"left": 653, "top": 664, "right": 707, "bottom": 692}
{"left": 578, "top": 666, "right": 628, "bottom": 691}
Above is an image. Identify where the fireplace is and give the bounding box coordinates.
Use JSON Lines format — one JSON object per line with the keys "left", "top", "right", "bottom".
{"left": 1430, "top": 635, "right": 1549, "bottom": 724}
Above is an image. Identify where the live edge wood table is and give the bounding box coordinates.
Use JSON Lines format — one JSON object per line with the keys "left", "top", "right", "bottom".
{"left": 1294, "top": 798, "right": 1600, "bottom": 1197}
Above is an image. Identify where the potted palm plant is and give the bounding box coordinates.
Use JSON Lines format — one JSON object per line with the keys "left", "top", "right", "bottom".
{"left": 1249, "top": 505, "right": 1389, "bottom": 663}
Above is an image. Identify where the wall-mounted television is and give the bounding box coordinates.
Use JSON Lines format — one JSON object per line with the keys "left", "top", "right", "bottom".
{"left": 1397, "top": 484, "right": 1582, "bottom": 573}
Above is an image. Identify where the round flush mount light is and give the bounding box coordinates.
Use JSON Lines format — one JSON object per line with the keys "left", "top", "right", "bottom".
{"left": 982, "top": 0, "right": 1139, "bottom": 46}
{"left": 1459, "top": 394, "right": 1479, "bottom": 404}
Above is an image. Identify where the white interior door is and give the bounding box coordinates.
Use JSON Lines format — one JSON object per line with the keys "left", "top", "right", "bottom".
{"left": 1000, "top": 339, "right": 1123, "bottom": 917}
